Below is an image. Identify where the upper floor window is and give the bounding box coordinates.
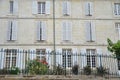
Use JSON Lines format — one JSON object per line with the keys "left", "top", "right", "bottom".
{"left": 7, "top": 20, "right": 18, "bottom": 41}
{"left": 114, "top": 3, "right": 120, "bottom": 15}
{"left": 32, "top": 1, "right": 50, "bottom": 14}
{"left": 62, "top": 1, "right": 71, "bottom": 16}
{"left": 10, "top": 1, "right": 14, "bottom": 14}
{"left": 38, "top": 2, "right": 45, "bottom": 14}
{"left": 37, "top": 21, "right": 47, "bottom": 41}
{"left": 115, "top": 23, "right": 120, "bottom": 39}
{"left": 85, "top": 21, "right": 96, "bottom": 42}
{"left": 85, "top": 2, "right": 93, "bottom": 16}
{"left": 9, "top": 0, "right": 18, "bottom": 14}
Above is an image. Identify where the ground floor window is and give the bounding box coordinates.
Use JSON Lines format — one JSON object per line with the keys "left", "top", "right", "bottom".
{"left": 36, "top": 49, "right": 46, "bottom": 61}
{"left": 86, "top": 49, "right": 96, "bottom": 68}
{"left": 5, "top": 49, "right": 17, "bottom": 69}
{"left": 118, "top": 59, "right": 120, "bottom": 70}
{"left": 62, "top": 49, "right": 72, "bottom": 68}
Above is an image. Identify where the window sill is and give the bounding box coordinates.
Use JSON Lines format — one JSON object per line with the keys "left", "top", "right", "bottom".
{"left": 34, "top": 40, "right": 47, "bottom": 43}
{"left": 5, "top": 40, "right": 18, "bottom": 43}
{"left": 7, "top": 14, "right": 18, "bottom": 16}
{"left": 61, "top": 41, "right": 73, "bottom": 44}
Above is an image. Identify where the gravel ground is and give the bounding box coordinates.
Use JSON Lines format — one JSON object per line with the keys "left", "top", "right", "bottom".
{"left": 0, "top": 75, "right": 119, "bottom": 80}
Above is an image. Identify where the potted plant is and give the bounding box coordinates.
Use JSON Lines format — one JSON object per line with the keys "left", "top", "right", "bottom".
{"left": 83, "top": 66, "right": 91, "bottom": 75}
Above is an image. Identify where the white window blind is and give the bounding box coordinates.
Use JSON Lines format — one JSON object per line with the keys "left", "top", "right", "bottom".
{"left": 37, "top": 21, "right": 46, "bottom": 41}
{"left": 85, "top": 2, "right": 93, "bottom": 16}
{"left": 63, "top": 1, "right": 71, "bottom": 16}
{"left": 85, "top": 21, "right": 96, "bottom": 42}
{"left": 115, "top": 23, "right": 120, "bottom": 40}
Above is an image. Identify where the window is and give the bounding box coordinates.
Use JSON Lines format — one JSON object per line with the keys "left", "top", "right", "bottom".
{"left": 85, "top": 22, "right": 96, "bottom": 42}
{"left": 118, "top": 59, "right": 120, "bottom": 70}
{"left": 63, "top": 1, "right": 71, "bottom": 16}
{"left": 62, "top": 49, "right": 72, "bottom": 67}
{"left": 115, "top": 23, "right": 120, "bottom": 39}
{"left": 38, "top": 2, "right": 45, "bottom": 14}
{"left": 114, "top": 3, "right": 120, "bottom": 15}
{"left": 10, "top": 1, "right": 14, "bottom": 14}
{"left": 5, "top": 49, "right": 17, "bottom": 69}
{"left": 86, "top": 49, "right": 96, "bottom": 68}
{"left": 37, "top": 21, "right": 46, "bottom": 41}
{"left": 62, "top": 21, "right": 72, "bottom": 41}
{"left": 36, "top": 49, "right": 46, "bottom": 61}
{"left": 7, "top": 21, "right": 17, "bottom": 41}
{"left": 85, "top": 2, "right": 93, "bottom": 16}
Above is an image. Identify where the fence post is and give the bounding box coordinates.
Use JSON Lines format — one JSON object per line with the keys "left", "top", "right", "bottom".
{"left": 65, "top": 52, "right": 66, "bottom": 76}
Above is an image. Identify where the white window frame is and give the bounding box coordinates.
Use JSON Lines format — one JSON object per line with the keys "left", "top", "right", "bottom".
{"left": 10, "top": 1, "right": 14, "bottom": 14}
{"left": 36, "top": 49, "right": 46, "bottom": 61}
{"left": 86, "top": 49, "right": 96, "bottom": 68}
{"left": 62, "top": 49, "right": 72, "bottom": 68}
{"left": 5, "top": 49, "right": 17, "bottom": 69}
{"left": 85, "top": 2, "right": 93, "bottom": 16}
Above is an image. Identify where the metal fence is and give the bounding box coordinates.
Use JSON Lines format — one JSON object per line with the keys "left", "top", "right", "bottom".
{"left": 0, "top": 49, "right": 120, "bottom": 79}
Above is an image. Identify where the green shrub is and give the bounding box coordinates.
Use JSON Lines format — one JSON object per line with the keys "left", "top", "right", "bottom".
{"left": 9, "top": 66, "right": 20, "bottom": 74}
{"left": 27, "top": 59, "right": 48, "bottom": 75}
{"left": 83, "top": 66, "right": 91, "bottom": 75}
{"left": 97, "top": 66, "right": 108, "bottom": 76}
{"left": 72, "top": 64, "right": 79, "bottom": 75}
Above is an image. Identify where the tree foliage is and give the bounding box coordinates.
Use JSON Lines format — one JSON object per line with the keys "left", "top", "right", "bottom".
{"left": 107, "top": 38, "right": 120, "bottom": 59}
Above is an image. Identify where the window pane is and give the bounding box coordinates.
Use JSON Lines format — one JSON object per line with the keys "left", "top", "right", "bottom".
{"left": 10, "top": 1, "right": 14, "bottom": 13}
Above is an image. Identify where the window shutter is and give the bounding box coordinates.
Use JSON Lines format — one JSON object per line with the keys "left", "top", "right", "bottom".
{"left": 67, "top": 22, "right": 72, "bottom": 41}
{"left": 7, "top": 21, "right": 11, "bottom": 40}
{"left": 37, "top": 21, "right": 40, "bottom": 40}
{"left": 41, "top": 22, "right": 46, "bottom": 40}
{"left": 32, "top": 0, "right": 37, "bottom": 14}
{"left": 81, "top": 49, "right": 87, "bottom": 68}
{"left": 63, "top": 1, "right": 67, "bottom": 15}
{"left": 56, "top": 49, "right": 62, "bottom": 66}
{"left": 85, "top": 22, "right": 91, "bottom": 41}
{"left": 89, "top": 2, "right": 93, "bottom": 15}
{"left": 46, "top": 48, "right": 52, "bottom": 66}
{"left": 45, "top": 1, "right": 50, "bottom": 14}
{"left": 0, "top": 48, "right": 5, "bottom": 69}
{"left": 62, "top": 22, "right": 66, "bottom": 40}
{"left": 13, "top": 0, "right": 18, "bottom": 14}
{"left": 12, "top": 20, "right": 18, "bottom": 40}
{"left": 66, "top": 1, "right": 71, "bottom": 15}
{"left": 91, "top": 22, "right": 96, "bottom": 41}
{"left": 72, "top": 48, "right": 78, "bottom": 66}
{"left": 29, "top": 49, "right": 36, "bottom": 60}
{"left": 16, "top": 49, "right": 20, "bottom": 68}
{"left": 85, "top": 2, "right": 89, "bottom": 16}
{"left": 97, "top": 49, "right": 102, "bottom": 67}
{"left": 17, "top": 49, "right": 24, "bottom": 69}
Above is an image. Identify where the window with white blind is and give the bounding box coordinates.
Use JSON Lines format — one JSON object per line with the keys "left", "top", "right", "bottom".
{"left": 114, "top": 3, "right": 120, "bottom": 15}
{"left": 62, "top": 49, "right": 72, "bottom": 68}
{"left": 63, "top": 1, "right": 71, "bottom": 16}
{"left": 85, "top": 21, "right": 96, "bottom": 42}
{"left": 5, "top": 49, "right": 17, "bottom": 69}
{"left": 85, "top": 2, "right": 93, "bottom": 16}
{"left": 62, "top": 21, "right": 72, "bottom": 41}
{"left": 32, "top": 1, "right": 50, "bottom": 14}
{"left": 86, "top": 49, "right": 96, "bottom": 68}
{"left": 7, "top": 20, "right": 17, "bottom": 41}
{"left": 36, "top": 49, "right": 46, "bottom": 61}
{"left": 37, "top": 21, "right": 46, "bottom": 41}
